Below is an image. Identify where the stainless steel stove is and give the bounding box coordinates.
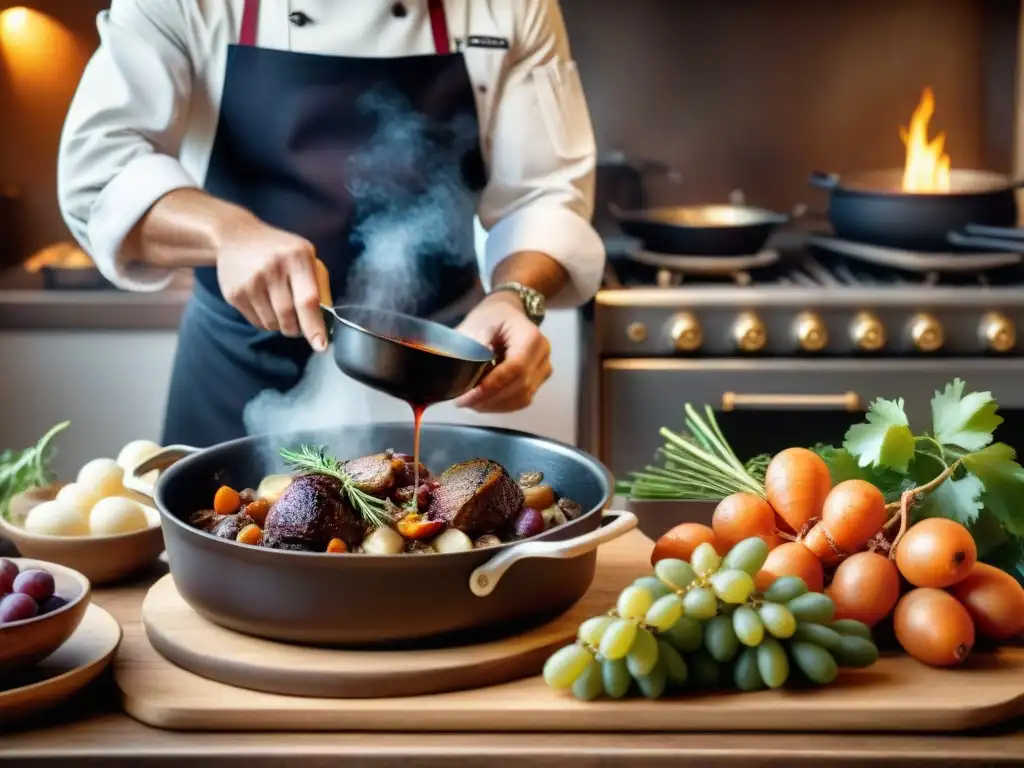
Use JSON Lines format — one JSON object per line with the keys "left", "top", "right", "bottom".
{"left": 579, "top": 231, "right": 1024, "bottom": 480}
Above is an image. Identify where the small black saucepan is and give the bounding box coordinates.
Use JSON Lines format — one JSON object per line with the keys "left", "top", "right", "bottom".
{"left": 612, "top": 202, "right": 791, "bottom": 256}
{"left": 810, "top": 169, "right": 1024, "bottom": 252}
{"left": 123, "top": 422, "right": 634, "bottom": 646}
{"left": 321, "top": 305, "right": 494, "bottom": 406}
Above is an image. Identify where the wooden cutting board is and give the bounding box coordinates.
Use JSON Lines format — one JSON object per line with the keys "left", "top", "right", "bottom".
{"left": 116, "top": 531, "right": 1024, "bottom": 733}
{"left": 137, "top": 532, "right": 652, "bottom": 699}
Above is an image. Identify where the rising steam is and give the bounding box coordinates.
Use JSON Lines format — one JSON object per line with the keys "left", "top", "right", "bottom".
{"left": 242, "top": 87, "right": 480, "bottom": 450}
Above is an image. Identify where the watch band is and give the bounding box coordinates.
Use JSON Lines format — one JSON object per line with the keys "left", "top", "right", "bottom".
{"left": 491, "top": 281, "right": 546, "bottom": 326}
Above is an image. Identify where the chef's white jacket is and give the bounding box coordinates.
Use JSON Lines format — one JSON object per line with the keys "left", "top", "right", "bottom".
{"left": 57, "top": 0, "right": 604, "bottom": 307}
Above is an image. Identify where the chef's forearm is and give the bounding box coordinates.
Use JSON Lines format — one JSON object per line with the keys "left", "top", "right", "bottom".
{"left": 123, "top": 189, "right": 256, "bottom": 269}
{"left": 490, "top": 251, "right": 569, "bottom": 299}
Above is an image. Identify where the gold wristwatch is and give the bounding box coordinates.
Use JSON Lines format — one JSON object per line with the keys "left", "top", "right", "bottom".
{"left": 491, "top": 281, "right": 546, "bottom": 326}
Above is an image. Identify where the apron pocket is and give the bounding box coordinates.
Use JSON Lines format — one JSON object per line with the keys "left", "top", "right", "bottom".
{"left": 531, "top": 59, "right": 596, "bottom": 162}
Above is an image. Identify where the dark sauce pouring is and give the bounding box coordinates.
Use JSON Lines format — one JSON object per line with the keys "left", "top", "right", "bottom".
{"left": 392, "top": 337, "right": 450, "bottom": 510}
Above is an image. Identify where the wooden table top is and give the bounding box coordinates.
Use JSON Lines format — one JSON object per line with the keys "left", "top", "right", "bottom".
{"left": 3, "top": 562, "right": 1024, "bottom": 767}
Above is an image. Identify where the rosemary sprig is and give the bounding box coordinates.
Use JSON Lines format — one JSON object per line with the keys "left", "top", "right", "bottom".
{"left": 1, "top": 421, "right": 70, "bottom": 521}
{"left": 620, "top": 405, "right": 766, "bottom": 502}
{"left": 279, "top": 445, "right": 392, "bottom": 529}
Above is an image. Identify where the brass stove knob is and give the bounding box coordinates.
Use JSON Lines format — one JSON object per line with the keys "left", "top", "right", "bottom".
{"left": 733, "top": 311, "right": 767, "bottom": 352}
{"left": 910, "top": 312, "right": 944, "bottom": 353}
{"left": 850, "top": 311, "right": 886, "bottom": 352}
{"left": 626, "top": 321, "right": 648, "bottom": 343}
{"left": 794, "top": 311, "right": 828, "bottom": 353}
{"left": 668, "top": 312, "right": 703, "bottom": 352}
{"left": 980, "top": 311, "right": 1016, "bottom": 353}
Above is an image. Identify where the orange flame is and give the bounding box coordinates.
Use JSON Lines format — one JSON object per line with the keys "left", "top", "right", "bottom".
{"left": 899, "top": 88, "right": 951, "bottom": 193}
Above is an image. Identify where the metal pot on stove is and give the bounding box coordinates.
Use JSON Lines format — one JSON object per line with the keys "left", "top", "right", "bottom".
{"left": 613, "top": 200, "right": 792, "bottom": 257}
{"left": 810, "top": 169, "right": 1024, "bottom": 253}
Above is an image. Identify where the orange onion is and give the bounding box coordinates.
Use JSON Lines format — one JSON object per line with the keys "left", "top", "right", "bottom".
{"left": 764, "top": 448, "right": 832, "bottom": 534}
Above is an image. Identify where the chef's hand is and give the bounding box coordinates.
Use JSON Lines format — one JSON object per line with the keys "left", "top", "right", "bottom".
{"left": 216, "top": 213, "right": 331, "bottom": 351}
{"left": 455, "top": 292, "right": 552, "bottom": 412}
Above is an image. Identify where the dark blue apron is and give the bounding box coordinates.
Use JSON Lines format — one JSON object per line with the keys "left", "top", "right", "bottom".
{"left": 162, "top": 0, "right": 486, "bottom": 447}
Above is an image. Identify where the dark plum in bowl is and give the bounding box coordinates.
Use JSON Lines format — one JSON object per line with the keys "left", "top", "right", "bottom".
{"left": 0, "top": 558, "right": 91, "bottom": 674}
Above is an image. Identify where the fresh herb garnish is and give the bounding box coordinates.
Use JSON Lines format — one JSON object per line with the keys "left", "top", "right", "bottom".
{"left": 0, "top": 421, "right": 70, "bottom": 521}
{"left": 616, "top": 404, "right": 765, "bottom": 500}
{"left": 279, "top": 445, "right": 391, "bottom": 529}
{"left": 814, "top": 379, "right": 1024, "bottom": 583}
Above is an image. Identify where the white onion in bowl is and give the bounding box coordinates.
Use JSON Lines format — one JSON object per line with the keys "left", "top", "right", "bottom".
{"left": 116, "top": 439, "right": 162, "bottom": 485}
{"left": 24, "top": 500, "right": 89, "bottom": 537}
{"left": 89, "top": 497, "right": 148, "bottom": 536}
{"left": 77, "top": 458, "right": 124, "bottom": 497}
{"left": 141, "top": 505, "right": 161, "bottom": 527}
{"left": 55, "top": 482, "right": 102, "bottom": 515}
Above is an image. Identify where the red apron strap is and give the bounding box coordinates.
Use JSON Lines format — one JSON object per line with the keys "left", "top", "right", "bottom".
{"left": 239, "top": 0, "right": 260, "bottom": 46}
{"left": 427, "top": 0, "right": 451, "bottom": 55}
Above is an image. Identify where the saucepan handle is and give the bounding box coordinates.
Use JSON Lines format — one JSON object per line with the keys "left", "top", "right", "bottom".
{"left": 122, "top": 445, "right": 199, "bottom": 503}
{"left": 809, "top": 171, "right": 840, "bottom": 191}
{"left": 962, "top": 224, "right": 1024, "bottom": 241}
{"left": 468, "top": 509, "right": 639, "bottom": 597}
{"left": 320, "top": 304, "right": 338, "bottom": 344}
{"left": 947, "top": 231, "right": 1024, "bottom": 254}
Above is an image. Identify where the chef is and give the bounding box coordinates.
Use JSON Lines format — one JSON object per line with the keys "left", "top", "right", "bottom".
{"left": 57, "top": 0, "right": 603, "bottom": 447}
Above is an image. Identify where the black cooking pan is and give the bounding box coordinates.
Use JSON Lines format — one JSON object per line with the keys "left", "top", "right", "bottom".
{"left": 810, "top": 169, "right": 1024, "bottom": 252}
{"left": 612, "top": 202, "right": 790, "bottom": 256}
{"left": 321, "top": 305, "right": 494, "bottom": 406}
{"left": 124, "top": 423, "right": 634, "bottom": 646}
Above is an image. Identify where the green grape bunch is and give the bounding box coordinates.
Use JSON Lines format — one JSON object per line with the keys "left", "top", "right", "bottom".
{"left": 542, "top": 536, "right": 881, "bottom": 700}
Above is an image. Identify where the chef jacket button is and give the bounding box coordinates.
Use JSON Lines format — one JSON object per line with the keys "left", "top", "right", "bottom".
{"left": 289, "top": 10, "right": 313, "bottom": 27}
{"left": 391, "top": 2, "right": 407, "bottom": 18}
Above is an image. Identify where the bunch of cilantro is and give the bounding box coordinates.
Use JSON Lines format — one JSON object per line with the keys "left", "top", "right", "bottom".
{"left": 813, "top": 379, "right": 1024, "bottom": 584}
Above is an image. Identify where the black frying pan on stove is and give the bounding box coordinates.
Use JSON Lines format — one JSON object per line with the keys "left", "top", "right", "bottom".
{"left": 611, "top": 202, "right": 791, "bottom": 256}
{"left": 810, "top": 169, "right": 1024, "bottom": 253}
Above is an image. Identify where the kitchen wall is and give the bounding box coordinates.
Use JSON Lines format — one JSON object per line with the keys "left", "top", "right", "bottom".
{"left": 0, "top": 0, "right": 103, "bottom": 263}
{"left": 561, "top": 0, "right": 1019, "bottom": 212}
{"left": 1, "top": 0, "right": 1019, "bottom": 259}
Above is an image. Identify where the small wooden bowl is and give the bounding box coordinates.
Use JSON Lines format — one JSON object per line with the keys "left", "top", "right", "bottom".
{"left": 0, "top": 487, "right": 164, "bottom": 585}
{"left": 0, "top": 558, "right": 91, "bottom": 674}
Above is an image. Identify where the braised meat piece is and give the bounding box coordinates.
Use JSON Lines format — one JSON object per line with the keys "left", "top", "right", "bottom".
{"left": 189, "top": 509, "right": 220, "bottom": 532}
{"left": 392, "top": 481, "right": 438, "bottom": 509}
{"left": 341, "top": 453, "right": 397, "bottom": 496}
{"left": 425, "top": 459, "right": 524, "bottom": 537}
{"left": 188, "top": 509, "right": 255, "bottom": 540}
{"left": 211, "top": 511, "right": 256, "bottom": 540}
{"left": 391, "top": 452, "right": 432, "bottom": 487}
{"left": 557, "top": 497, "right": 583, "bottom": 521}
{"left": 262, "top": 474, "right": 365, "bottom": 551}
{"left": 342, "top": 451, "right": 431, "bottom": 499}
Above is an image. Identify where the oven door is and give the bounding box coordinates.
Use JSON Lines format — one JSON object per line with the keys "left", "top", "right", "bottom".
{"left": 601, "top": 358, "right": 1024, "bottom": 479}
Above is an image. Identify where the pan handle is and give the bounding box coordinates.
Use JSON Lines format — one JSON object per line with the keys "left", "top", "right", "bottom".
{"left": 809, "top": 171, "right": 840, "bottom": 191}
{"left": 468, "top": 509, "right": 638, "bottom": 598}
{"left": 963, "top": 224, "right": 1024, "bottom": 241}
{"left": 122, "top": 445, "right": 200, "bottom": 504}
{"left": 320, "top": 304, "right": 339, "bottom": 344}
{"left": 947, "top": 231, "right": 1024, "bottom": 254}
